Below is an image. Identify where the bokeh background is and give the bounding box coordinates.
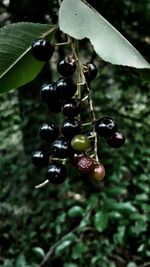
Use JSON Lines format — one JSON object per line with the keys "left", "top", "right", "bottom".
{"left": 0, "top": 0, "right": 150, "bottom": 266}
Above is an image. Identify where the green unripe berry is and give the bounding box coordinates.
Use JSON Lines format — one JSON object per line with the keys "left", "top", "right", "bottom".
{"left": 71, "top": 134, "right": 90, "bottom": 152}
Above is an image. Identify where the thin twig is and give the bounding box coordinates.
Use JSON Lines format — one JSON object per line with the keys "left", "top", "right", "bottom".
{"left": 40, "top": 226, "right": 79, "bottom": 267}
{"left": 35, "top": 180, "right": 49, "bottom": 189}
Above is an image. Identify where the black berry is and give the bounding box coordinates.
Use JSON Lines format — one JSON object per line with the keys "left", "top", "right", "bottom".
{"left": 39, "top": 122, "right": 59, "bottom": 142}
{"left": 57, "top": 56, "right": 76, "bottom": 76}
{"left": 56, "top": 78, "right": 77, "bottom": 100}
{"left": 61, "top": 118, "right": 82, "bottom": 139}
{"left": 106, "top": 131, "right": 125, "bottom": 148}
{"left": 47, "top": 162, "right": 67, "bottom": 184}
{"left": 61, "top": 99, "right": 82, "bottom": 117}
{"left": 83, "top": 62, "right": 98, "bottom": 81}
{"left": 69, "top": 150, "right": 85, "bottom": 166}
{"left": 31, "top": 38, "right": 54, "bottom": 62}
{"left": 51, "top": 137, "right": 70, "bottom": 159}
{"left": 32, "top": 148, "right": 50, "bottom": 167}
{"left": 40, "top": 82, "right": 57, "bottom": 104}
{"left": 95, "top": 117, "right": 118, "bottom": 137}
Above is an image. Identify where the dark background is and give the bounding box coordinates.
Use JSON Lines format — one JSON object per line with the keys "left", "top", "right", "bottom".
{"left": 0, "top": 0, "right": 150, "bottom": 266}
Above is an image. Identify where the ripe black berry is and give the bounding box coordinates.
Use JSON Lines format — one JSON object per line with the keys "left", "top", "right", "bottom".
{"left": 32, "top": 148, "right": 50, "bottom": 167}
{"left": 56, "top": 78, "right": 77, "bottom": 100}
{"left": 106, "top": 131, "right": 125, "bottom": 148}
{"left": 39, "top": 122, "right": 59, "bottom": 142}
{"left": 51, "top": 137, "right": 70, "bottom": 159}
{"left": 61, "top": 118, "right": 82, "bottom": 139}
{"left": 83, "top": 62, "right": 98, "bottom": 81}
{"left": 47, "top": 162, "right": 67, "bottom": 184}
{"left": 57, "top": 56, "right": 76, "bottom": 76}
{"left": 95, "top": 117, "right": 118, "bottom": 137}
{"left": 40, "top": 82, "right": 57, "bottom": 104}
{"left": 31, "top": 38, "right": 55, "bottom": 62}
{"left": 69, "top": 150, "right": 85, "bottom": 166}
{"left": 61, "top": 99, "right": 82, "bottom": 117}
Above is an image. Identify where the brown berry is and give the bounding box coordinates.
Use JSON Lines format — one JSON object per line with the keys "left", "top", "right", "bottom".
{"left": 77, "top": 155, "right": 95, "bottom": 174}
{"left": 88, "top": 163, "right": 105, "bottom": 181}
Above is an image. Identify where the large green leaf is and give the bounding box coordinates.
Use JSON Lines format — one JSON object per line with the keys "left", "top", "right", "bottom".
{"left": 0, "top": 22, "right": 57, "bottom": 93}
{"left": 59, "top": 0, "right": 150, "bottom": 69}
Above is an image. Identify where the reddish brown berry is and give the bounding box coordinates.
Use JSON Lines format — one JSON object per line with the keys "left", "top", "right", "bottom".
{"left": 88, "top": 163, "right": 105, "bottom": 181}
{"left": 77, "top": 155, "right": 95, "bottom": 174}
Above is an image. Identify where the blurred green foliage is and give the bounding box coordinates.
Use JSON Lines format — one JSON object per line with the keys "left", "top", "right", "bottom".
{"left": 0, "top": 0, "right": 150, "bottom": 266}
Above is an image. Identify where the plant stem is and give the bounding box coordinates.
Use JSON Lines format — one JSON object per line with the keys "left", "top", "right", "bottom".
{"left": 69, "top": 37, "right": 99, "bottom": 162}
{"left": 35, "top": 180, "right": 49, "bottom": 189}
{"left": 85, "top": 82, "right": 99, "bottom": 162}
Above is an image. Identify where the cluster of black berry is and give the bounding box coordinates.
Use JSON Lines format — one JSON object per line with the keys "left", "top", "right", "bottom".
{"left": 31, "top": 38, "right": 125, "bottom": 187}
{"left": 95, "top": 117, "right": 125, "bottom": 148}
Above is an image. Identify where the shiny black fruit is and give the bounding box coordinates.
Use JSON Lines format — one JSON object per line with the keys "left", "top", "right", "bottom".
{"left": 39, "top": 122, "right": 59, "bottom": 142}
{"left": 61, "top": 99, "right": 82, "bottom": 117}
{"left": 95, "top": 117, "right": 118, "bottom": 137}
{"left": 40, "top": 82, "right": 57, "bottom": 104}
{"left": 61, "top": 118, "right": 82, "bottom": 139}
{"left": 57, "top": 56, "right": 76, "bottom": 76}
{"left": 56, "top": 78, "right": 77, "bottom": 100}
{"left": 83, "top": 62, "right": 98, "bottom": 81}
{"left": 47, "top": 162, "right": 67, "bottom": 184}
{"left": 32, "top": 148, "right": 50, "bottom": 167}
{"left": 51, "top": 137, "right": 70, "bottom": 159}
{"left": 31, "top": 38, "right": 55, "bottom": 62}
{"left": 106, "top": 131, "right": 125, "bottom": 148}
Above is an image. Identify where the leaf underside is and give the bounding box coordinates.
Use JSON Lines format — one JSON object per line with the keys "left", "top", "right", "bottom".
{"left": 59, "top": 0, "right": 150, "bottom": 69}
{"left": 0, "top": 22, "right": 57, "bottom": 94}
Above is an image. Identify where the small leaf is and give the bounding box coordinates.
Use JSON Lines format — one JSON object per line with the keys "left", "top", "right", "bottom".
{"left": 67, "top": 206, "right": 84, "bottom": 218}
{"left": 72, "top": 241, "right": 86, "bottom": 259}
{"left": 59, "top": 0, "right": 150, "bottom": 69}
{"left": 113, "top": 226, "right": 126, "bottom": 245}
{"left": 55, "top": 240, "right": 72, "bottom": 256}
{"left": 32, "top": 247, "right": 45, "bottom": 258}
{"left": 94, "top": 211, "right": 109, "bottom": 232}
{"left": 0, "top": 22, "right": 57, "bottom": 93}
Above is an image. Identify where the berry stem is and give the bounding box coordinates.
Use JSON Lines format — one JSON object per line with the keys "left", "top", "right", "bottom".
{"left": 55, "top": 41, "right": 70, "bottom": 46}
{"left": 68, "top": 36, "right": 99, "bottom": 162}
{"left": 85, "top": 82, "right": 99, "bottom": 162}
{"left": 82, "top": 122, "right": 92, "bottom": 127}
{"left": 82, "top": 95, "right": 89, "bottom": 102}
{"left": 68, "top": 37, "right": 85, "bottom": 99}
{"left": 35, "top": 179, "right": 49, "bottom": 189}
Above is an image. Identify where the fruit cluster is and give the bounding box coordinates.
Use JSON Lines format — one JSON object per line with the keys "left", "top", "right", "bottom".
{"left": 31, "top": 38, "right": 125, "bottom": 187}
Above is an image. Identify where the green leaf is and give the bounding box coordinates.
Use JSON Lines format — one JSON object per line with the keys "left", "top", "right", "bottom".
{"left": 72, "top": 241, "right": 86, "bottom": 259}
{"left": 55, "top": 240, "right": 72, "bottom": 256}
{"left": 94, "top": 211, "right": 109, "bottom": 232}
{"left": 0, "top": 22, "right": 57, "bottom": 94}
{"left": 15, "top": 254, "right": 28, "bottom": 267}
{"left": 59, "top": 0, "right": 150, "bottom": 68}
{"left": 32, "top": 247, "right": 45, "bottom": 258}
{"left": 113, "top": 226, "right": 126, "bottom": 245}
{"left": 67, "top": 206, "right": 84, "bottom": 218}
